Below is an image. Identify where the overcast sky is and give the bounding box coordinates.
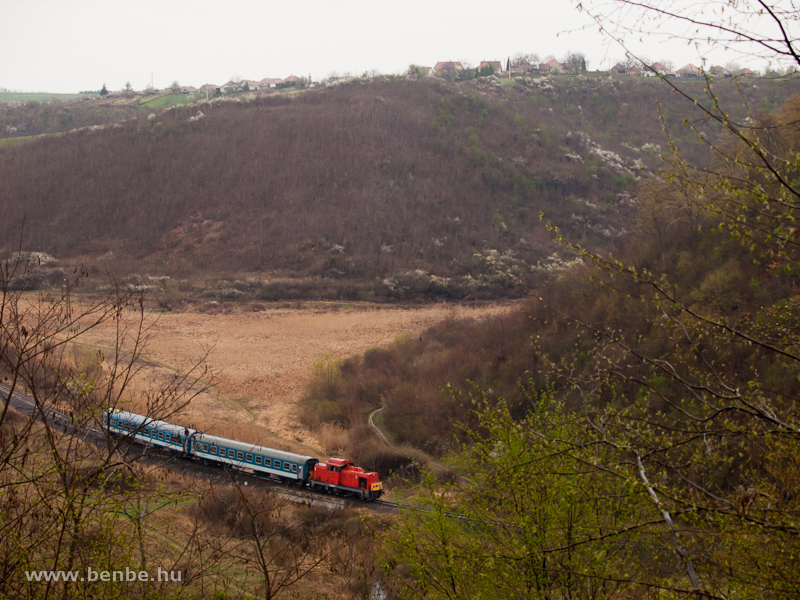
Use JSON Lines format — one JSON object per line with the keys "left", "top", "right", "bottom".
{"left": 0, "top": 0, "right": 782, "bottom": 93}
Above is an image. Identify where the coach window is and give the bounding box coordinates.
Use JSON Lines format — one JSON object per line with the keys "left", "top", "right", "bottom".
{"left": 209, "top": 445, "right": 217, "bottom": 454}
{"left": 229, "top": 449, "right": 235, "bottom": 458}
{"left": 274, "top": 461, "right": 280, "bottom": 469}
{"left": 284, "top": 463, "right": 290, "bottom": 471}
{"left": 236, "top": 451, "right": 244, "bottom": 460}
{"left": 158, "top": 432, "right": 164, "bottom": 441}
{"left": 265, "top": 459, "right": 272, "bottom": 467}
{"left": 291, "top": 464, "right": 297, "bottom": 473}
{"left": 246, "top": 454, "right": 253, "bottom": 462}
{"left": 255, "top": 456, "right": 262, "bottom": 465}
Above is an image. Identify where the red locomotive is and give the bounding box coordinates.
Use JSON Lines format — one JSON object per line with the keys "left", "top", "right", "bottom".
{"left": 310, "top": 458, "right": 383, "bottom": 501}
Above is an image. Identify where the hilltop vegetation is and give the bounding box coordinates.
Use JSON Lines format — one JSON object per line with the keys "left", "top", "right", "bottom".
{"left": 0, "top": 96, "right": 141, "bottom": 139}
{"left": 0, "top": 92, "right": 84, "bottom": 105}
{"left": 2, "top": 75, "right": 799, "bottom": 302}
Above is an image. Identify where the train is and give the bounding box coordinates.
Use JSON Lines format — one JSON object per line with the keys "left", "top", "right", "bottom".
{"left": 103, "top": 408, "right": 384, "bottom": 501}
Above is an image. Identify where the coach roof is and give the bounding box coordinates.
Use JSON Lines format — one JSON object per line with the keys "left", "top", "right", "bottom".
{"left": 106, "top": 409, "right": 195, "bottom": 437}
{"left": 193, "top": 432, "right": 317, "bottom": 464}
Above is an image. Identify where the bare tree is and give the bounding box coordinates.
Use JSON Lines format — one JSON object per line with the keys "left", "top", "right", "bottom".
{"left": 0, "top": 253, "right": 209, "bottom": 599}
{"left": 562, "top": 50, "right": 588, "bottom": 73}
{"left": 188, "top": 479, "right": 376, "bottom": 600}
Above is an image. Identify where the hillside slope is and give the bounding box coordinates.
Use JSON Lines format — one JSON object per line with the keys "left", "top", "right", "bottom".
{"left": 2, "top": 76, "right": 798, "bottom": 300}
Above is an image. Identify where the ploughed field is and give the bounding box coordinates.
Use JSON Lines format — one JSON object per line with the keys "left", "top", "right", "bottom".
{"left": 74, "top": 302, "right": 511, "bottom": 456}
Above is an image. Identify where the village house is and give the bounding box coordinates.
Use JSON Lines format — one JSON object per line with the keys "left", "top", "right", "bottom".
{"left": 540, "top": 59, "right": 564, "bottom": 74}
{"left": 478, "top": 60, "right": 503, "bottom": 73}
{"left": 676, "top": 64, "right": 702, "bottom": 78}
{"left": 219, "top": 80, "right": 241, "bottom": 93}
{"left": 510, "top": 59, "right": 537, "bottom": 75}
{"left": 707, "top": 65, "right": 729, "bottom": 77}
{"left": 609, "top": 62, "right": 643, "bottom": 76}
{"left": 433, "top": 61, "right": 464, "bottom": 74}
{"left": 646, "top": 62, "right": 672, "bottom": 76}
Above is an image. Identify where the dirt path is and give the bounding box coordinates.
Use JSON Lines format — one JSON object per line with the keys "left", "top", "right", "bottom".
{"left": 75, "top": 302, "right": 513, "bottom": 456}
{"left": 368, "top": 406, "right": 392, "bottom": 447}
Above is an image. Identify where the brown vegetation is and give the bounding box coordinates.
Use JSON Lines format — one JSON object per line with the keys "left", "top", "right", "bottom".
{"left": 300, "top": 91, "right": 800, "bottom": 460}
{"left": 68, "top": 299, "right": 507, "bottom": 467}
{"left": 4, "top": 77, "right": 797, "bottom": 301}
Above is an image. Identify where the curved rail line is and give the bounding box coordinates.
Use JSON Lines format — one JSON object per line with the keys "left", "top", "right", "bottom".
{"left": 0, "top": 383, "right": 406, "bottom": 513}
{"left": 0, "top": 383, "right": 497, "bottom": 525}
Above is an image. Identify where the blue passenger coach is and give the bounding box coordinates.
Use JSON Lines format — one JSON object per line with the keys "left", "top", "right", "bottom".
{"left": 104, "top": 409, "right": 196, "bottom": 454}
{"left": 192, "top": 433, "right": 318, "bottom": 481}
{"left": 103, "top": 409, "right": 318, "bottom": 481}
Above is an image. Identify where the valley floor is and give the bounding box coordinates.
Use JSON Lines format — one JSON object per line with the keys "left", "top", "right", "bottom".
{"left": 73, "top": 300, "right": 514, "bottom": 456}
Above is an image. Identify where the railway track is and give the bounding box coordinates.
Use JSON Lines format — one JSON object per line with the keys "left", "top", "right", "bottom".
{"left": 0, "top": 382, "right": 404, "bottom": 513}
{"left": 1, "top": 383, "right": 501, "bottom": 529}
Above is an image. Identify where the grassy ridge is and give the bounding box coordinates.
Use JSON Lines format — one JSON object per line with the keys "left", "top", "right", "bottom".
{"left": 139, "top": 92, "right": 200, "bottom": 109}
{"left": 0, "top": 92, "right": 84, "bottom": 104}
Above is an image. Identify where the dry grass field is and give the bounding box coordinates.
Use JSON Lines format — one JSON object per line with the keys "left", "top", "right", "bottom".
{"left": 74, "top": 301, "right": 512, "bottom": 457}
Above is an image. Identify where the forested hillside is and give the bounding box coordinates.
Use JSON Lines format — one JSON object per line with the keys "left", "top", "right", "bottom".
{"left": 3, "top": 75, "right": 798, "bottom": 300}
{"left": 305, "top": 55, "right": 800, "bottom": 600}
